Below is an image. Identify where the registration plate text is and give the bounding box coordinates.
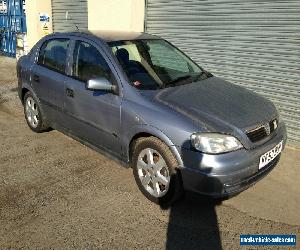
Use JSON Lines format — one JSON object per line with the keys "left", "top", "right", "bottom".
{"left": 259, "top": 141, "right": 283, "bottom": 169}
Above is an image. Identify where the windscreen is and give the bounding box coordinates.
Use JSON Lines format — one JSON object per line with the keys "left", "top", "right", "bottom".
{"left": 109, "top": 39, "right": 205, "bottom": 90}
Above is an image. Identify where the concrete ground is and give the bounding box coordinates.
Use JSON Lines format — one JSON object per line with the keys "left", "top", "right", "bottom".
{"left": 0, "top": 56, "right": 299, "bottom": 249}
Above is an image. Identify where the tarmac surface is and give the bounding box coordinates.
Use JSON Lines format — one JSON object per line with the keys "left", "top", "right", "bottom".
{"left": 0, "top": 56, "right": 299, "bottom": 249}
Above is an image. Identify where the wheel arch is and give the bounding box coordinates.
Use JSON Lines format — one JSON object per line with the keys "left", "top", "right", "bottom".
{"left": 126, "top": 125, "right": 184, "bottom": 168}
{"left": 19, "top": 81, "right": 37, "bottom": 103}
{"left": 21, "top": 87, "right": 30, "bottom": 103}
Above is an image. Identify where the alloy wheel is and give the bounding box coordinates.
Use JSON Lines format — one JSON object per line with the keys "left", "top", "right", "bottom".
{"left": 137, "top": 148, "right": 170, "bottom": 197}
{"left": 25, "top": 97, "right": 39, "bottom": 128}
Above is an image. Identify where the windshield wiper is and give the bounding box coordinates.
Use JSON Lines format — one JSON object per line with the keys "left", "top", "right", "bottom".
{"left": 164, "top": 71, "right": 213, "bottom": 88}
{"left": 164, "top": 74, "right": 193, "bottom": 87}
{"left": 193, "top": 70, "right": 213, "bottom": 82}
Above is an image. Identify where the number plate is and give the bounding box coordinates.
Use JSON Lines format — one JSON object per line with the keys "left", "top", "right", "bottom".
{"left": 259, "top": 141, "right": 283, "bottom": 169}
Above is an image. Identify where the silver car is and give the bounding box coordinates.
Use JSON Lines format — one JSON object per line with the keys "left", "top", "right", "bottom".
{"left": 17, "top": 31, "right": 287, "bottom": 205}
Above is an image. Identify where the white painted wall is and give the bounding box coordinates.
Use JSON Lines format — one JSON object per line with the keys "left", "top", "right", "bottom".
{"left": 88, "top": 0, "right": 145, "bottom": 32}
{"left": 25, "top": 0, "right": 145, "bottom": 50}
{"left": 25, "top": 0, "right": 53, "bottom": 50}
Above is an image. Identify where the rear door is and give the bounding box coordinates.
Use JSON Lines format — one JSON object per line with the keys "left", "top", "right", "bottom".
{"left": 63, "top": 39, "right": 122, "bottom": 156}
{"left": 31, "top": 38, "right": 70, "bottom": 125}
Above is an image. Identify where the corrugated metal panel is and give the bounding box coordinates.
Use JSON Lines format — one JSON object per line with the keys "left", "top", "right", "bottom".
{"left": 52, "top": 0, "right": 88, "bottom": 32}
{"left": 146, "top": 0, "right": 300, "bottom": 145}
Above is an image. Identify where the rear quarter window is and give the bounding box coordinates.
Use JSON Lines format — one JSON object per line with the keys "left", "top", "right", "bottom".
{"left": 38, "top": 39, "right": 69, "bottom": 73}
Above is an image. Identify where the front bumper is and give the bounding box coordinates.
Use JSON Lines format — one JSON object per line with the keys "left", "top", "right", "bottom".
{"left": 178, "top": 124, "right": 287, "bottom": 197}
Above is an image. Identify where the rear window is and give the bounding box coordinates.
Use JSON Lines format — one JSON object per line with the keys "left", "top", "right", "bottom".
{"left": 38, "top": 39, "right": 69, "bottom": 73}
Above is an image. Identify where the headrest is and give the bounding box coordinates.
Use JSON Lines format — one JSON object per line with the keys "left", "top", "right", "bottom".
{"left": 115, "top": 48, "right": 129, "bottom": 64}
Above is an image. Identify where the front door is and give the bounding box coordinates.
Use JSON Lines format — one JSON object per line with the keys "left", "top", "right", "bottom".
{"left": 63, "top": 40, "right": 122, "bottom": 156}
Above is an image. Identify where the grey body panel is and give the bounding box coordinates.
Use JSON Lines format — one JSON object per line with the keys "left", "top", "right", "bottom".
{"left": 17, "top": 31, "right": 287, "bottom": 196}
{"left": 138, "top": 76, "right": 279, "bottom": 149}
{"left": 64, "top": 76, "right": 122, "bottom": 156}
{"left": 30, "top": 64, "right": 66, "bottom": 123}
{"left": 62, "top": 37, "right": 123, "bottom": 156}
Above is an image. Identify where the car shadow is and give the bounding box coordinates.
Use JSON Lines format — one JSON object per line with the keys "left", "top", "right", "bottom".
{"left": 162, "top": 141, "right": 223, "bottom": 249}
{"left": 163, "top": 192, "right": 222, "bottom": 250}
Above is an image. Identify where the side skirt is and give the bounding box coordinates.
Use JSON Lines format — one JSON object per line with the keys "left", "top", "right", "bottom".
{"left": 51, "top": 122, "right": 130, "bottom": 169}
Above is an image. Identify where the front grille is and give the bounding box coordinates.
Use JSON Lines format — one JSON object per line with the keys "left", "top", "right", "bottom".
{"left": 246, "top": 118, "right": 278, "bottom": 143}
{"left": 247, "top": 126, "right": 267, "bottom": 142}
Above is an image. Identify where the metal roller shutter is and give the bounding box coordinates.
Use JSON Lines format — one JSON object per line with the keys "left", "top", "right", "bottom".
{"left": 146, "top": 0, "right": 300, "bottom": 145}
{"left": 52, "top": 0, "right": 88, "bottom": 32}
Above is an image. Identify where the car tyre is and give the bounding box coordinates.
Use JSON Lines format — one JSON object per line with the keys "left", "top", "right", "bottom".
{"left": 132, "top": 136, "right": 183, "bottom": 206}
{"left": 23, "top": 92, "right": 49, "bottom": 133}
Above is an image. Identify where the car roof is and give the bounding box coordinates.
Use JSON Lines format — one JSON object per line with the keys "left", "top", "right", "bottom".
{"left": 52, "top": 30, "right": 161, "bottom": 42}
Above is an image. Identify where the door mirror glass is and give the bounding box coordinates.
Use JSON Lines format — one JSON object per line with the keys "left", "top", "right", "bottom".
{"left": 86, "top": 77, "right": 116, "bottom": 92}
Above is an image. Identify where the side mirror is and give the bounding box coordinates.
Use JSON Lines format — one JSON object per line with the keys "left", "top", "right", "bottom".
{"left": 86, "top": 77, "right": 117, "bottom": 92}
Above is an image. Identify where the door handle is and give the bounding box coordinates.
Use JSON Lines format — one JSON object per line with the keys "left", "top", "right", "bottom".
{"left": 66, "top": 88, "right": 74, "bottom": 98}
{"left": 33, "top": 74, "right": 40, "bottom": 82}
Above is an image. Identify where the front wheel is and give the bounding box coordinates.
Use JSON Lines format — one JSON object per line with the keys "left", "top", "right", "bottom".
{"left": 132, "top": 136, "right": 183, "bottom": 206}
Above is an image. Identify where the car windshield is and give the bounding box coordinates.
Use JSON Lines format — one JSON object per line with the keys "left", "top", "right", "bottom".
{"left": 109, "top": 39, "right": 210, "bottom": 90}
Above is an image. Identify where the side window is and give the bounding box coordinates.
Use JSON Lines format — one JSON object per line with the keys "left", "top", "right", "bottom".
{"left": 38, "top": 39, "right": 69, "bottom": 73}
{"left": 72, "top": 41, "right": 112, "bottom": 82}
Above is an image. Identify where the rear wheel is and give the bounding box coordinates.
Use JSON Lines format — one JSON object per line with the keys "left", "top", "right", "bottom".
{"left": 132, "top": 136, "right": 183, "bottom": 206}
{"left": 23, "top": 92, "right": 49, "bottom": 133}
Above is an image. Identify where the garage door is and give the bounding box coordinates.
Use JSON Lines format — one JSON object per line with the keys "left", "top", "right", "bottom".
{"left": 146, "top": 0, "right": 300, "bottom": 145}
{"left": 52, "top": 0, "right": 88, "bottom": 32}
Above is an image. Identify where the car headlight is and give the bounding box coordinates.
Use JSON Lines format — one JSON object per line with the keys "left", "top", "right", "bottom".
{"left": 190, "top": 133, "right": 243, "bottom": 154}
